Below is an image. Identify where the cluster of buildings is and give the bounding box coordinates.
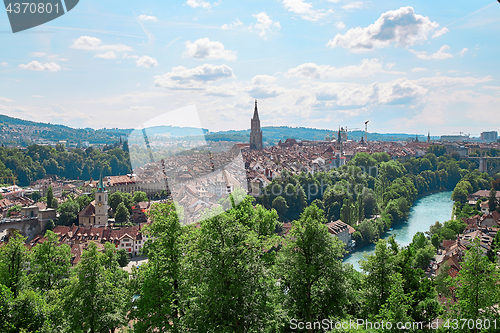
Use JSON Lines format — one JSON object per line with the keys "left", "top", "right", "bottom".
{"left": 433, "top": 211, "right": 500, "bottom": 281}
{"left": 28, "top": 223, "right": 149, "bottom": 265}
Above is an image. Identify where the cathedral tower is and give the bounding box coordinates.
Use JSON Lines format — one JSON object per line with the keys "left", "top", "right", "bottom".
{"left": 249, "top": 100, "right": 263, "bottom": 150}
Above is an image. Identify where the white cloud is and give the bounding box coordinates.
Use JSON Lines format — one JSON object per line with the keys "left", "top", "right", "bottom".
{"left": 186, "top": 0, "right": 212, "bottom": 9}
{"left": 247, "top": 75, "right": 286, "bottom": 99}
{"left": 29, "top": 52, "right": 68, "bottom": 62}
{"left": 482, "top": 86, "right": 500, "bottom": 93}
{"left": 222, "top": 19, "right": 243, "bottom": 30}
{"left": 342, "top": 1, "right": 365, "bottom": 11}
{"left": 251, "top": 12, "right": 281, "bottom": 40}
{"left": 410, "top": 45, "right": 453, "bottom": 60}
{"left": 71, "top": 36, "right": 133, "bottom": 52}
{"left": 0, "top": 97, "right": 14, "bottom": 102}
{"left": 0, "top": 62, "right": 8, "bottom": 67}
{"left": 138, "top": 15, "right": 158, "bottom": 22}
{"left": 123, "top": 53, "right": 139, "bottom": 59}
{"left": 95, "top": 51, "right": 117, "bottom": 60}
{"left": 30, "top": 52, "right": 47, "bottom": 57}
{"left": 413, "top": 75, "right": 492, "bottom": 90}
{"left": 432, "top": 27, "right": 449, "bottom": 38}
{"left": 459, "top": 48, "right": 468, "bottom": 57}
{"left": 154, "top": 64, "right": 235, "bottom": 89}
{"left": 285, "top": 59, "right": 399, "bottom": 79}
{"left": 184, "top": 38, "right": 237, "bottom": 61}
{"left": 136, "top": 56, "right": 158, "bottom": 68}
{"left": 32, "top": 95, "right": 44, "bottom": 98}
{"left": 311, "top": 78, "right": 427, "bottom": 108}
{"left": 18, "top": 61, "right": 61, "bottom": 72}
{"left": 281, "top": 0, "right": 333, "bottom": 21}
{"left": 327, "top": 6, "right": 441, "bottom": 52}
{"left": 411, "top": 67, "right": 428, "bottom": 72}
{"left": 336, "top": 21, "right": 346, "bottom": 29}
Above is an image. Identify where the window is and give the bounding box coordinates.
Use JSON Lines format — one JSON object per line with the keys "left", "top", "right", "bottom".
{"left": 98, "top": 195, "right": 101, "bottom": 201}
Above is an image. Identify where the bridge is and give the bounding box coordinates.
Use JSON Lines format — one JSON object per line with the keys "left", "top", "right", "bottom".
{"left": 0, "top": 206, "right": 55, "bottom": 241}
{"left": 0, "top": 217, "right": 45, "bottom": 241}
{"left": 461, "top": 156, "right": 500, "bottom": 174}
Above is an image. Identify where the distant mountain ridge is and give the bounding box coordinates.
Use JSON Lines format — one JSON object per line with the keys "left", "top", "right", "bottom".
{"left": 0, "top": 113, "right": 438, "bottom": 145}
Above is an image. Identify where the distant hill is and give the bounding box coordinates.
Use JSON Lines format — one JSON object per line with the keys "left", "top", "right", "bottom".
{"left": 207, "top": 126, "right": 439, "bottom": 143}
{"left": 0, "top": 114, "right": 132, "bottom": 146}
{"left": 0, "top": 114, "right": 439, "bottom": 146}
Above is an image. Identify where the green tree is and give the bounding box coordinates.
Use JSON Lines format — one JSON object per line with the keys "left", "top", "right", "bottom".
{"left": 0, "top": 231, "right": 28, "bottom": 298}
{"left": 360, "top": 238, "right": 397, "bottom": 316}
{"left": 64, "top": 242, "right": 128, "bottom": 333}
{"left": 488, "top": 188, "right": 498, "bottom": 213}
{"left": 427, "top": 144, "right": 446, "bottom": 157}
{"left": 443, "top": 219, "right": 466, "bottom": 235}
{"left": 108, "top": 191, "right": 124, "bottom": 213}
{"left": 117, "top": 249, "right": 129, "bottom": 268}
{"left": 133, "top": 191, "right": 148, "bottom": 203}
{"left": 340, "top": 198, "right": 355, "bottom": 225}
{"left": 0, "top": 284, "right": 14, "bottom": 332}
{"left": 46, "top": 186, "right": 54, "bottom": 209}
{"left": 76, "top": 194, "right": 91, "bottom": 211}
{"left": 184, "top": 198, "right": 276, "bottom": 332}
{"left": 44, "top": 219, "right": 55, "bottom": 233}
{"left": 451, "top": 239, "right": 499, "bottom": 332}
{"left": 30, "top": 191, "right": 41, "bottom": 202}
{"left": 6, "top": 205, "right": 21, "bottom": 217}
{"left": 57, "top": 198, "right": 80, "bottom": 226}
{"left": 9, "top": 289, "right": 53, "bottom": 333}
{"left": 132, "top": 203, "right": 184, "bottom": 332}
{"left": 277, "top": 205, "right": 347, "bottom": 330}
{"left": 272, "top": 196, "right": 288, "bottom": 221}
{"left": 376, "top": 272, "right": 413, "bottom": 329}
{"left": 30, "top": 230, "right": 71, "bottom": 292}
{"left": 115, "top": 202, "right": 130, "bottom": 224}
{"left": 452, "top": 183, "right": 470, "bottom": 203}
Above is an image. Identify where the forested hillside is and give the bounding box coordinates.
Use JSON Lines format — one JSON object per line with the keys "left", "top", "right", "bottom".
{"left": 0, "top": 144, "right": 131, "bottom": 186}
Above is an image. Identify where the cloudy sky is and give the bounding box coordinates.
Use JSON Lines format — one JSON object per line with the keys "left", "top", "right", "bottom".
{"left": 0, "top": 0, "right": 499, "bottom": 136}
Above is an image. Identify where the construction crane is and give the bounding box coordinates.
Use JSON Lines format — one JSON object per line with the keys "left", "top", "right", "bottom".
{"left": 0, "top": 175, "right": 18, "bottom": 198}
{"left": 364, "top": 120, "right": 369, "bottom": 143}
{"left": 0, "top": 175, "right": 17, "bottom": 186}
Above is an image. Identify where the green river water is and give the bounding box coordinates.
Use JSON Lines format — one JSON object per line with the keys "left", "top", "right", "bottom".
{"left": 343, "top": 191, "right": 454, "bottom": 271}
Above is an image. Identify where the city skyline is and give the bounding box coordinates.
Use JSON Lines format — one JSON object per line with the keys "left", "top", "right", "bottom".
{"left": 1, "top": 0, "right": 500, "bottom": 136}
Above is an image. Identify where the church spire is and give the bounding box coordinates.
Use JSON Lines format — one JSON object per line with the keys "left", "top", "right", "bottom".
{"left": 250, "top": 99, "right": 263, "bottom": 150}
{"left": 97, "top": 170, "right": 105, "bottom": 192}
{"left": 253, "top": 99, "right": 259, "bottom": 120}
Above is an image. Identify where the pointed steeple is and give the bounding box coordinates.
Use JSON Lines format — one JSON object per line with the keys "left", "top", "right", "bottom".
{"left": 97, "top": 170, "right": 105, "bottom": 192}
{"left": 427, "top": 131, "right": 430, "bottom": 143}
{"left": 250, "top": 99, "right": 263, "bottom": 150}
{"left": 253, "top": 99, "right": 259, "bottom": 120}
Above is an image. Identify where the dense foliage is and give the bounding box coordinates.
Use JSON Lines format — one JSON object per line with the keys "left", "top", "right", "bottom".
{"left": 0, "top": 144, "right": 131, "bottom": 186}
{"left": 2, "top": 194, "right": 498, "bottom": 332}
{"left": 256, "top": 150, "right": 481, "bottom": 247}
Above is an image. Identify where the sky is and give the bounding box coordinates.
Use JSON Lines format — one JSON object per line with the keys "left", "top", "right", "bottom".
{"left": 0, "top": 0, "right": 500, "bottom": 136}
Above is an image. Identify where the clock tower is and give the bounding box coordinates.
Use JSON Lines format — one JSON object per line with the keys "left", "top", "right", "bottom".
{"left": 95, "top": 173, "right": 108, "bottom": 227}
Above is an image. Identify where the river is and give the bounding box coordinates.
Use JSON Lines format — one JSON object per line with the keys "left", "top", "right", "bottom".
{"left": 343, "top": 191, "right": 454, "bottom": 271}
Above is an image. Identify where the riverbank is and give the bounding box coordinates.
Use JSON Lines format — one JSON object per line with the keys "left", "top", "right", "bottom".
{"left": 344, "top": 191, "right": 454, "bottom": 271}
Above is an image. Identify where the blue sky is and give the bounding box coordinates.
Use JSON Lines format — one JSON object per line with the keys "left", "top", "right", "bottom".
{"left": 0, "top": 0, "right": 499, "bottom": 136}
